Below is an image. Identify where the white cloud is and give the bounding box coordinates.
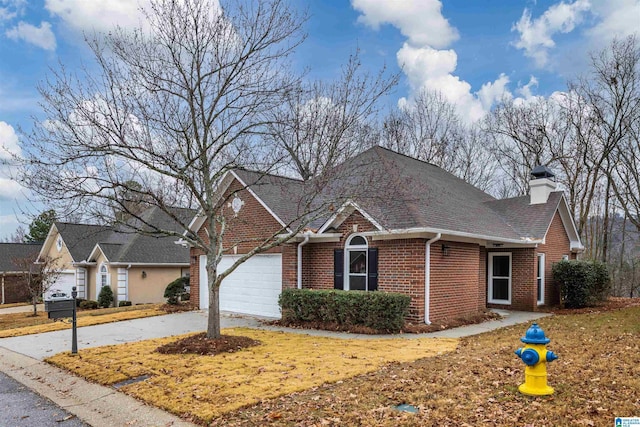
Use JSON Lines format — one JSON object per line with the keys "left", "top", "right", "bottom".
{"left": 588, "top": 0, "right": 640, "bottom": 45}
{"left": 5, "top": 21, "right": 56, "bottom": 50}
{"left": 44, "top": 0, "right": 147, "bottom": 33}
{"left": 351, "top": 0, "right": 458, "bottom": 49}
{"left": 0, "top": 177, "right": 24, "bottom": 199}
{"left": 512, "top": 0, "right": 591, "bottom": 67}
{"left": 353, "top": 0, "right": 518, "bottom": 122}
{"left": 0, "top": 121, "right": 21, "bottom": 159}
{"left": 0, "top": 0, "right": 26, "bottom": 22}
{"left": 477, "top": 73, "right": 512, "bottom": 111}
{"left": 516, "top": 76, "right": 540, "bottom": 100}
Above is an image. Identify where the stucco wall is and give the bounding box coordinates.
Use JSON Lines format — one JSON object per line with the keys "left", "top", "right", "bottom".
{"left": 127, "top": 266, "right": 184, "bottom": 304}
{"left": 42, "top": 230, "right": 74, "bottom": 271}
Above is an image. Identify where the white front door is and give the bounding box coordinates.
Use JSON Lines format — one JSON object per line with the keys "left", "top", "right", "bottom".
{"left": 199, "top": 254, "right": 282, "bottom": 318}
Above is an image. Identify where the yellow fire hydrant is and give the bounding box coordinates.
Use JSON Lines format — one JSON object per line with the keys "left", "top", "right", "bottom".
{"left": 514, "top": 322, "right": 558, "bottom": 396}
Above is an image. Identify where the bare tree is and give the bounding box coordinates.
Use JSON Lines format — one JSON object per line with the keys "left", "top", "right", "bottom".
{"left": 12, "top": 255, "right": 61, "bottom": 316}
{"left": 2, "top": 226, "right": 27, "bottom": 243}
{"left": 266, "top": 51, "right": 397, "bottom": 180}
{"left": 18, "top": 0, "right": 388, "bottom": 339}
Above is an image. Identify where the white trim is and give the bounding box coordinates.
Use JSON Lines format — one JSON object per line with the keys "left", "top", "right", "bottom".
{"left": 318, "top": 201, "right": 383, "bottom": 234}
{"left": 544, "top": 194, "right": 583, "bottom": 252}
{"left": 537, "top": 253, "right": 545, "bottom": 305}
{"left": 117, "top": 268, "right": 128, "bottom": 302}
{"left": 76, "top": 267, "right": 86, "bottom": 299}
{"left": 363, "top": 227, "right": 543, "bottom": 246}
{"left": 488, "top": 252, "right": 512, "bottom": 305}
{"left": 87, "top": 244, "right": 109, "bottom": 263}
{"left": 230, "top": 170, "right": 291, "bottom": 232}
{"left": 344, "top": 234, "right": 369, "bottom": 291}
{"left": 96, "top": 262, "right": 110, "bottom": 299}
{"left": 425, "top": 233, "right": 441, "bottom": 325}
{"left": 297, "top": 232, "right": 311, "bottom": 289}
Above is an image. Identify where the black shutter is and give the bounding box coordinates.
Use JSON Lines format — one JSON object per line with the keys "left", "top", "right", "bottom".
{"left": 334, "top": 249, "right": 344, "bottom": 290}
{"left": 367, "top": 248, "right": 378, "bottom": 291}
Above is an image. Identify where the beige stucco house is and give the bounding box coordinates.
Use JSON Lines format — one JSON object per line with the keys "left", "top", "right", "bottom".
{"left": 38, "top": 207, "right": 193, "bottom": 304}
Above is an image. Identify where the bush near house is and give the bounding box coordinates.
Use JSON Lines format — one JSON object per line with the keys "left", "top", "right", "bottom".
{"left": 79, "top": 300, "right": 99, "bottom": 310}
{"left": 279, "top": 289, "right": 410, "bottom": 333}
{"left": 164, "top": 276, "right": 189, "bottom": 305}
{"left": 118, "top": 300, "right": 132, "bottom": 307}
{"left": 553, "top": 259, "right": 610, "bottom": 308}
{"left": 98, "top": 286, "right": 114, "bottom": 309}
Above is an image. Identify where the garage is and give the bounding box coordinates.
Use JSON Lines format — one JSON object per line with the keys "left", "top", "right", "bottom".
{"left": 199, "top": 254, "right": 282, "bottom": 318}
{"left": 45, "top": 270, "right": 75, "bottom": 299}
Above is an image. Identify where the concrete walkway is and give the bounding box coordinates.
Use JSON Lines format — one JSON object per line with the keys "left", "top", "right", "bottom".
{"left": 0, "top": 309, "right": 550, "bottom": 426}
{"left": 0, "top": 303, "right": 44, "bottom": 314}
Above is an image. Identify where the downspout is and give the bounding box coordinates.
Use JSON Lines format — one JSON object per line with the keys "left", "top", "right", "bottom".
{"left": 425, "top": 233, "right": 441, "bottom": 325}
{"left": 297, "top": 232, "right": 311, "bottom": 289}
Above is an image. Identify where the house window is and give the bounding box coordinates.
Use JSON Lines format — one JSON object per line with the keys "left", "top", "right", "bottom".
{"left": 100, "top": 264, "right": 108, "bottom": 287}
{"left": 488, "top": 253, "right": 511, "bottom": 304}
{"left": 333, "top": 235, "right": 378, "bottom": 291}
{"left": 537, "top": 253, "right": 545, "bottom": 305}
{"left": 346, "top": 235, "right": 368, "bottom": 290}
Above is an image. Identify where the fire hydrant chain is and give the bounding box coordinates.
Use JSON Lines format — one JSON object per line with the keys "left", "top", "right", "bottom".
{"left": 514, "top": 323, "right": 558, "bottom": 396}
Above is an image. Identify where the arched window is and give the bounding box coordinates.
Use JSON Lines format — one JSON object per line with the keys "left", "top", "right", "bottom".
{"left": 99, "top": 264, "right": 108, "bottom": 287}
{"left": 346, "top": 234, "right": 368, "bottom": 291}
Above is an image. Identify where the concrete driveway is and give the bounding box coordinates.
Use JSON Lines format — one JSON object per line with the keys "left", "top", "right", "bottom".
{"left": 0, "top": 310, "right": 262, "bottom": 360}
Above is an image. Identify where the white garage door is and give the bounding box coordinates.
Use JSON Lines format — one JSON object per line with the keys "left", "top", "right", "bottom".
{"left": 199, "top": 254, "right": 282, "bottom": 318}
{"left": 45, "top": 271, "right": 75, "bottom": 299}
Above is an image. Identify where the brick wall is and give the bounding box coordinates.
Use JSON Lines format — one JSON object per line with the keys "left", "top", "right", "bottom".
{"left": 1, "top": 274, "right": 30, "bottom": 304}
{"left": 189, "top": 177, "right": 285, "bottom": 308}
{"left": 430, "top": 241, "right": 482, "bottom": 322}
{"left": 536, "top": 211, "right": 573, "bottom": 306}
{"left": 478, "top": 247, "right": 487, "bottom": 311}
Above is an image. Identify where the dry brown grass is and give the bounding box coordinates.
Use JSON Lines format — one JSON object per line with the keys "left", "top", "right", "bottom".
{"left": 214, "top": 306, "right": 640, "bottom": 426}
{"left": 46, "top": 328, "right": 458, "bottom": 423}
{"left": 0, "top": 304, "right": 164, "bottom": 337}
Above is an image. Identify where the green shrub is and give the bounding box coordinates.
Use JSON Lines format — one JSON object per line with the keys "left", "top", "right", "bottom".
{"left": 279, "top": 289, "right": 411, "bottom": 333}
{"left": 164, "top": 276, "right": 189, "bottom": 305}
{"left": 97, "top": 286, "right": 114, "bottom": 308}
{"left": 79, "top": 300, "right": 99, "bottom": 310}
{"left": 181, "top": 292, "right": 190, "bottom": 301}
{"left": 118, "top": 300, "right": 132, "bottom": 307}
{"left": 552, "top": 260, "right": 610, "bottom": 308}
{"left": 75, "top": 298, "right": 86, "bottom": 308}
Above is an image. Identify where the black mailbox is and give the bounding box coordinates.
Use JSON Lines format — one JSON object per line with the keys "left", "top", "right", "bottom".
{"left": 44, "top": 299, "right": 75, "bottom": 319}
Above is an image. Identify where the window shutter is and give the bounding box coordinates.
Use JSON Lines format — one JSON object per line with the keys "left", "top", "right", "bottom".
{"left": 334, "top": 249, "right": 344, "bottom": 290}
{"left": 368, "top": 248, "right": 378, "bottom": 291}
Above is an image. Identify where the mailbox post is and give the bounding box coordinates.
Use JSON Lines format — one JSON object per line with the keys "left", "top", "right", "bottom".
{"left": 71, "top": 286, "right": 78, "bottom": 354}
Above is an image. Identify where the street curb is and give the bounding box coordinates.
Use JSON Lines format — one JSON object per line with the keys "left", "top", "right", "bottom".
{"left": 0, "top": 347, "right": 196, "bottom": 427}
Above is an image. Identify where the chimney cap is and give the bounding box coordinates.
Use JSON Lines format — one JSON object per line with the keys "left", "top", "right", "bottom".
{"left": 531, "top": 165, "right": 555, "bottom": 180}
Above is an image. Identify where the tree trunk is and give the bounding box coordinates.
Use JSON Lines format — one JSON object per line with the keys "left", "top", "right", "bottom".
{"left": 32, "top": 297, "right": 37, "bottom": 316}
{"left": 206, "top": 261, "right": 221, "bottom": 339}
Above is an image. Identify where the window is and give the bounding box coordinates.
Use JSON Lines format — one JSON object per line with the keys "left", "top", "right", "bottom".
{"left": 333, "top": 235, "right": 378, "bottom": 291}
{"left": 488, "top": 253, "right": 511, "bottom": 304}
{"left": 100, "top": 264, "right": 108, "bottom": 287}
{"left": 346, "top": 235, "right": 368, "bottom": 290}
{"left": 537, "top": 253, "right": 545, "bottom": 305}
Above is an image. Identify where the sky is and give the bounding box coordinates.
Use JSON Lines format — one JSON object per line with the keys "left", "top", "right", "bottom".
{"left": 0, "top": 0, "right": 638, "bottom": 239}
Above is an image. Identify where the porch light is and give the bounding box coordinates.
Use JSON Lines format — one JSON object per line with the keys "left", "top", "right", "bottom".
{"left": 441, "top": 244, "right": 451, "bottom": 256}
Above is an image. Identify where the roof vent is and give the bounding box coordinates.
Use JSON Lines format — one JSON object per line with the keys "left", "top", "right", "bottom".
{"left": 530, "top": 165, "right": 557, "bottom": 205}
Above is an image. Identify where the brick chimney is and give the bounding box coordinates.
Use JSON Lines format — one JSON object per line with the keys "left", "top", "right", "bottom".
{"left": 530, "top": 165, "right": 556, "bottom": 205}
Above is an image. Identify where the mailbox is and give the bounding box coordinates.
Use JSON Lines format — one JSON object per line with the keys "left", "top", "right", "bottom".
{"left": 44, "top": 299, "right": 75, "bottom": 319}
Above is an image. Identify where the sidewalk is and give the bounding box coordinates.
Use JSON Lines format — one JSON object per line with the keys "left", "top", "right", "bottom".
{"left": 0, "top": 309, "right": 550, "bottom": 426}
{"left": 0, "top": 303, "right": 44, "bottom": 314}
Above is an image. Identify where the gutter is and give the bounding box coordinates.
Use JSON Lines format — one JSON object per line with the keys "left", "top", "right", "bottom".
{"left": 297, "top": 232, "right": 311, "bottom": 289}
{"left": 424, "top": 233, "right": 441, "bottom": 325}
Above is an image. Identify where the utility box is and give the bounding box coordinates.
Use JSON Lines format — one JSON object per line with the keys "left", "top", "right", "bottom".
{"left": 44, "top": 299, "right": 75, "bottom": 319}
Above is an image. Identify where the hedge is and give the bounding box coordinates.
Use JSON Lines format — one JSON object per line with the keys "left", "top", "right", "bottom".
{"left": 164, "top": 276, "right": 189, "bottom": 305}
{"left": 279, "top": 289, "right": 411, "bottom": 333}
{"left": 552, "top": 260, "right": 610, "bottom": 308}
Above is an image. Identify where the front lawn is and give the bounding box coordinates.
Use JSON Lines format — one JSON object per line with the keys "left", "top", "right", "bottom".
{"left": 0, "top": 304, "right": 166, "bottom": 338}
{"left": 46, "top": 328, "right": 458, "bottom": 423}
{"left": 216, "top": 306, "right": 640, "bottom": 426}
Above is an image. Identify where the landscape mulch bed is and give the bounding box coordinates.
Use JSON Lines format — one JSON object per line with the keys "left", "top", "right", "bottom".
{"left": 545, "top": 296, "right": 640, "bottom": 315}
{"left": 159, "top": 303, "right": 197, "bottom": 314}
{"left": 275, "top": 310, "right": 501, "bottom": 335}
{"left": 155, "top": 332, "right": 260, "bottom": 356}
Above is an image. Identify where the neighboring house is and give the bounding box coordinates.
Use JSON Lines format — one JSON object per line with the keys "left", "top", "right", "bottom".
{"left": 0, "top": 243, "right": 42, "bottom": 304}
{"left": 189, "top": 146, "right": 583, "bottom": 323}
{"left": 38, "top": 207, "right": 193, "bottom": 304}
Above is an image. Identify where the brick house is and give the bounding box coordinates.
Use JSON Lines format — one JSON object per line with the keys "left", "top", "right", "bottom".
{"left": 189, "top": 147, "right": 582, "bottom": 323}
{"left": 0, "top": 242, "right": 42, "bottom": 304}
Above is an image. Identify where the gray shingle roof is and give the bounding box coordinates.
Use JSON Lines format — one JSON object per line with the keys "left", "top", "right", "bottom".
{"left": 54, "top": 223, "right": 112, "bottom": 262}
{"left": 234, "top": 146, "right": 567, "bottom": 241}
{"left": 57, "top": 207, "right": 195, "bottom": 265}
{"left": 0, "top": 243, "right": 42, "bottom": 272}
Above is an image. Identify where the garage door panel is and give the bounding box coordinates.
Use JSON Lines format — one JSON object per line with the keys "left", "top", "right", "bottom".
{"left": 199, "top": 254, "right": 282, "bottom": 318}
{"left": 45, "top": 272, "right": 75, "bottom": 299}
